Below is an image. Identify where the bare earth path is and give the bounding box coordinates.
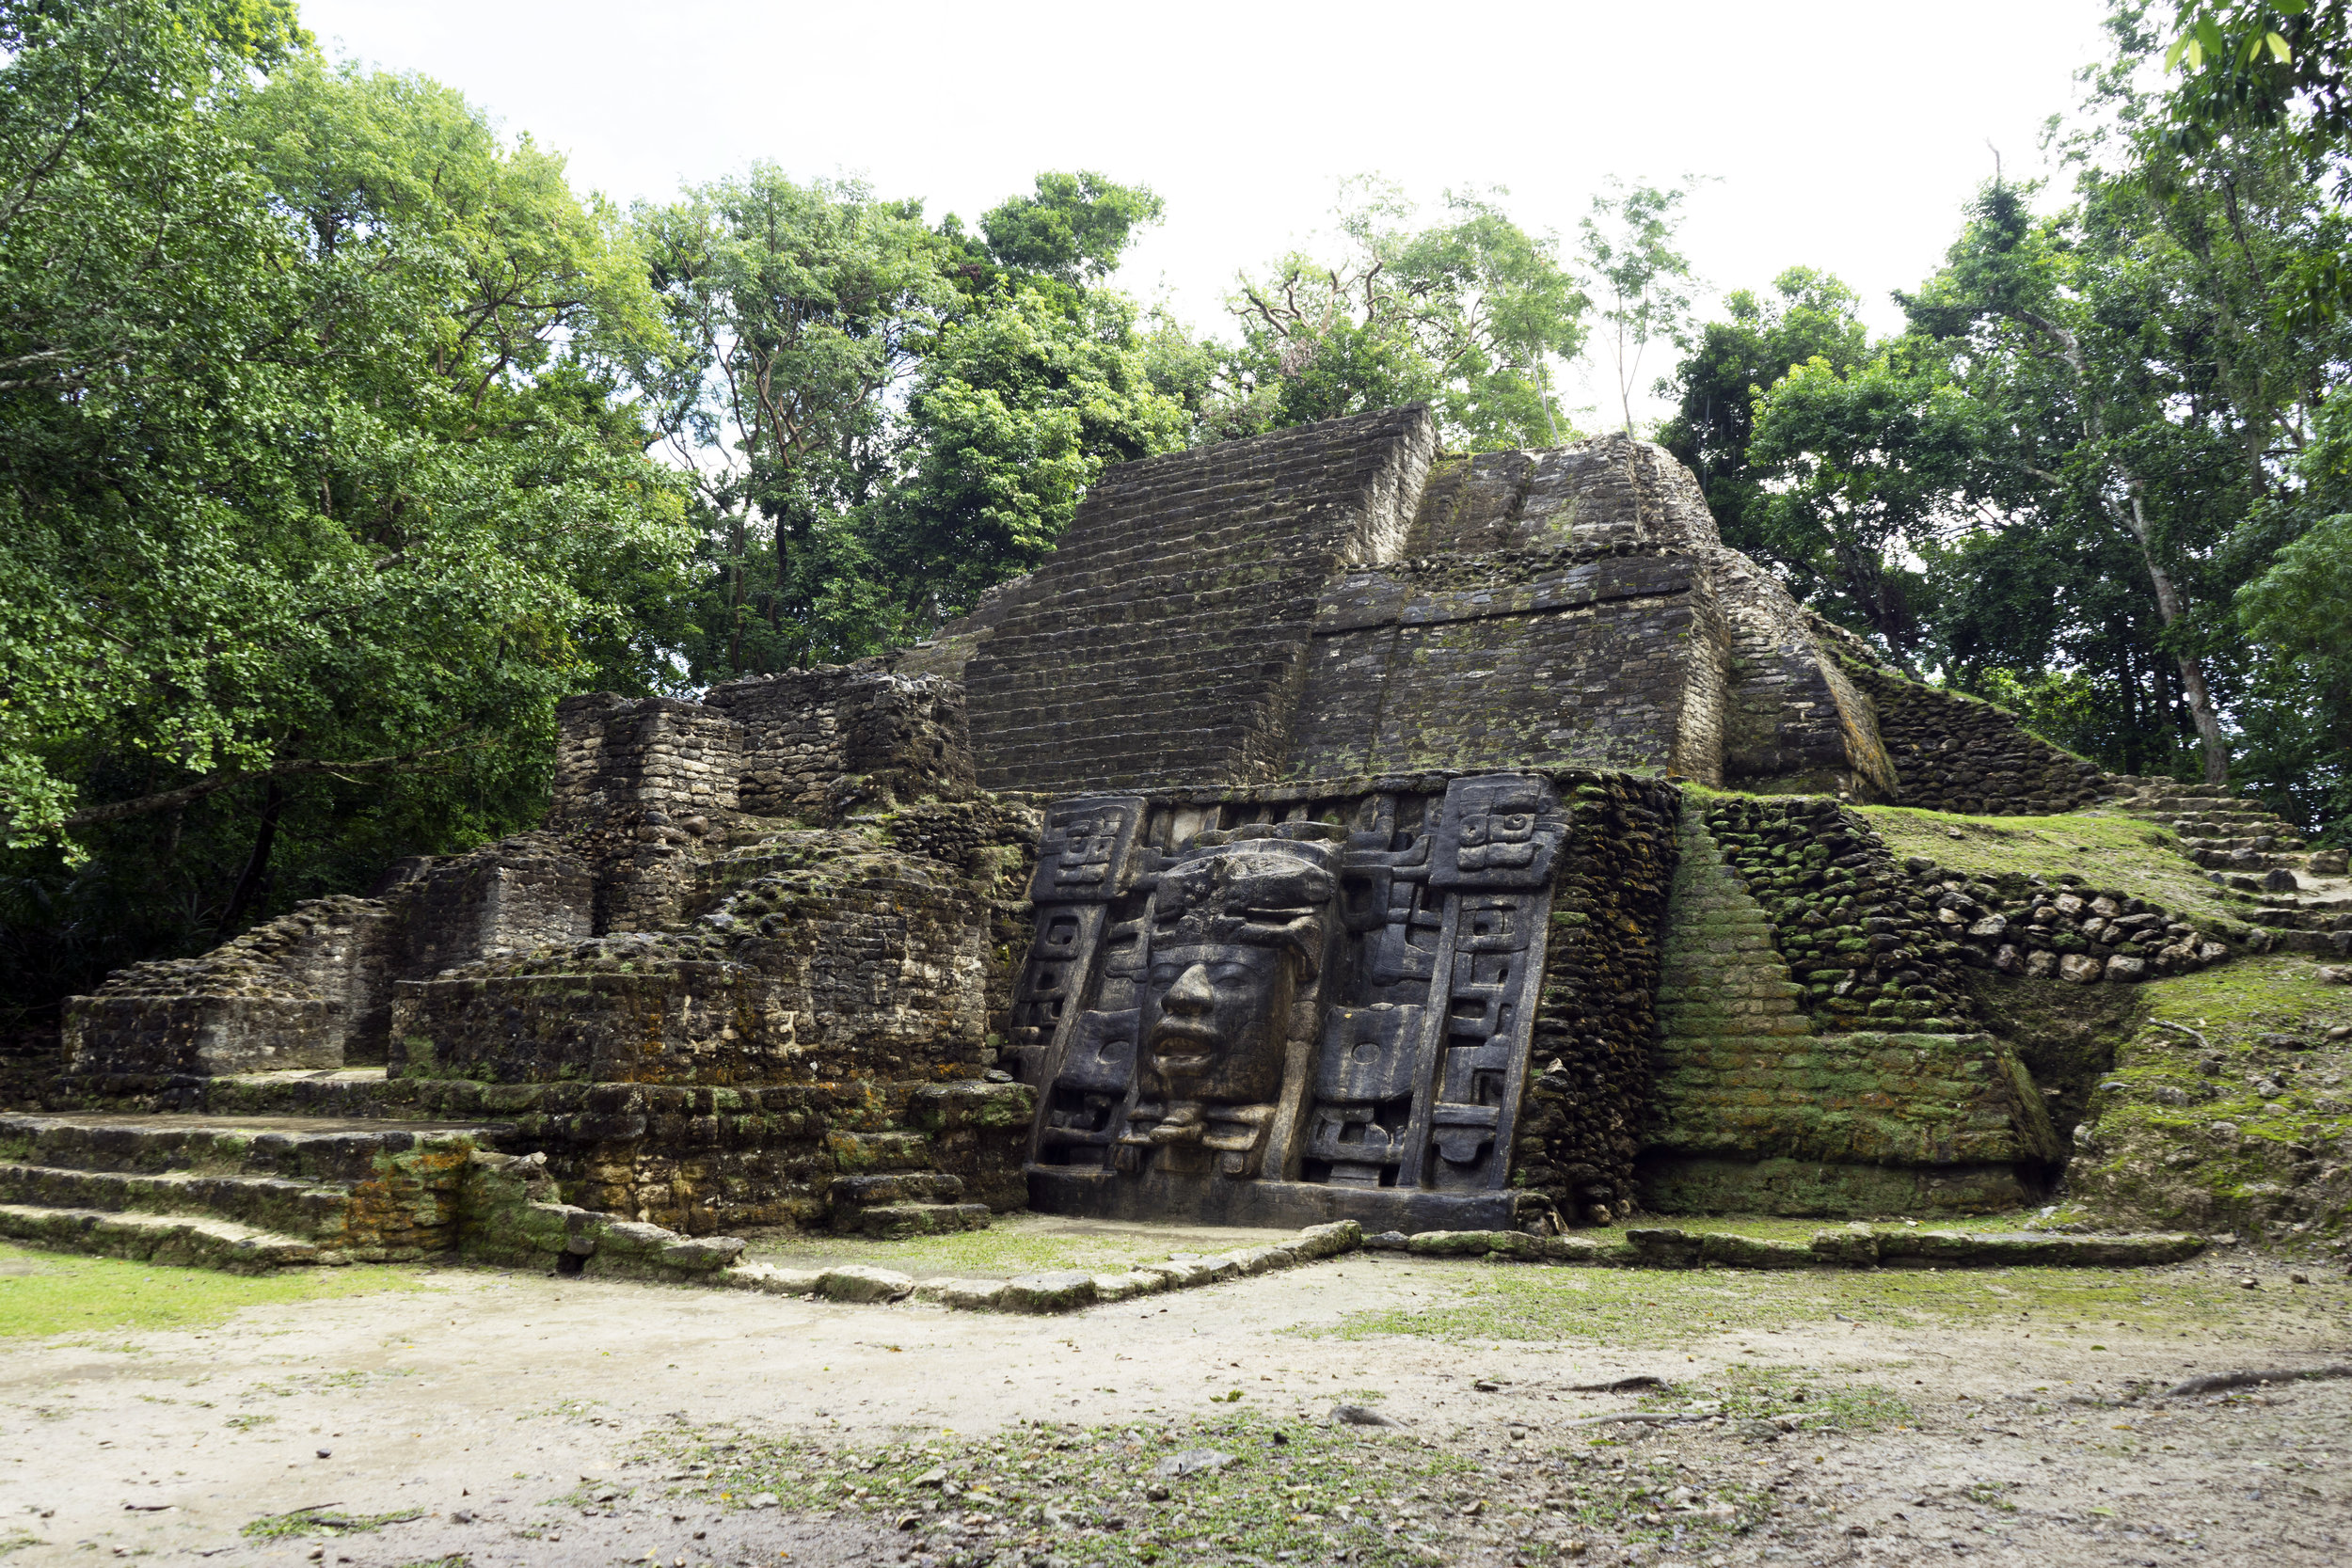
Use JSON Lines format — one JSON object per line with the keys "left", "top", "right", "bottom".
{"left": 3, "top": 1243, "right": 2347, "bottom": 1567}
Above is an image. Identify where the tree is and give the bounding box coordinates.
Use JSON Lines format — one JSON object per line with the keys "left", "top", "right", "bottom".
{"left": 0, "top": 2, "right": 691, "bottom": 1021}
{"left": 2158, "top": 1, "right": 2352, "bottom": 200}
{"left": 2231, "top": 387, "right": 2352, "bottom": 838}
{"left": 631, "top": 167, "right": 1181, "bottom": 667}
{"left": 972, "top": 170, "right": 1165, "bottom": 286}
{"left": 1578, "top": 178, "right": 1704, "bottom": 436}
{"left": 1658, "top": 266, "right": 1870, "bottom": 560}
{"left": 1742, "top": 341, "right": 1994, "bottom": 669}
{"left": 1740, "top": 12, "right": 2350, "bottom": 791}
{"left": 870, "top": 284, "right": 1188, "bottom": 621}
{"left": 631, "top": 170, "right": 959, "bottom": 676}
{"left": 1207, "top": 181, "right": 1588, "bottom": 451}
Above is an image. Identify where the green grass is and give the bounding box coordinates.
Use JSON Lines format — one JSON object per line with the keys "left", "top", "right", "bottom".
{"left": 242, "top": 1506, "right": 424, "bottom": 1539}
{"left": 1629, "top": 1362, "right": 1915, "bottom": 1433}
{"left": 2088, "top": 953, "right": 2352, "bottom": 1163}
{"left": 641, "top": 1407, "right": 1784, "bottom": 1565}
{"left": 746, "top": 1212, "right": 2082, "bottom": 1280}
{"left": 0, "top": 1243, "right": 431, "bottom": 1340}
{"left": 1856, "top": 802, "right": 2264, "bottom": 930}
{"left": 1574, "top": 1212, "right": 2064, "bottom": 1244}
{"left": 1303, "top": 1260, "right": 2280, "bottom": 1346}
{"left": 2064, "top": 954, "right": 2352, "bottom": 1237}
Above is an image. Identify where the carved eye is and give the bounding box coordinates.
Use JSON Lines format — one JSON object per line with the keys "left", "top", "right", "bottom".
{"left": 1498, "top": 813, "right": 1534, "bottom": 834}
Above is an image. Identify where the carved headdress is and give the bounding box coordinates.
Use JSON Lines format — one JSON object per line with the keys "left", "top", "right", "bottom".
{"left": 1148, "top": 841, "right": 1336, "bottom": 977}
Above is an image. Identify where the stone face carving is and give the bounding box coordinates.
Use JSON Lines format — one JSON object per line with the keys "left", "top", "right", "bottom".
{"left": 1019, "top": 772, "right": 1571, "bottom": 1228}
{"left": 1122, "top": 841, "right": 1336, "bottom": 1179}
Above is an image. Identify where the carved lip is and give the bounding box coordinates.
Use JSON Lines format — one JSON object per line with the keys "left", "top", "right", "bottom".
{"left": 1149, "top": 1019, "right": 1221, "bottom": 1052}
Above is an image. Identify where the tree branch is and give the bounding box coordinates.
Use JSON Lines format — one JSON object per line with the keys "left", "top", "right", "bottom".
{"left": 53, "top": 740, "right": 477, "bottom": 830}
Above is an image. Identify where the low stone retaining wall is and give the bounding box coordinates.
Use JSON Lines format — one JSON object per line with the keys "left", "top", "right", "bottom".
{"left": 1359, "top": 1223, "right": 2207, "bottom": 1270}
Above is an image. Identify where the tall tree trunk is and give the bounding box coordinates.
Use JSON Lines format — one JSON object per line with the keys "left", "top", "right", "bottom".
{"left": 725, "top": 513, "right": 747, "bottom": 674}
{"left": 2116, "top": 482, "right": 2231, "bottom": 784}
{"left": 215, "top": 782, "right": 285, "bottom": 939}
{"left": 2011, "top": 306, "right": 2233, "bottom": 787}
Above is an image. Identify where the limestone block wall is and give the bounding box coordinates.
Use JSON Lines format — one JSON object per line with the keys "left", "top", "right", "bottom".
{"left": 64, "top": 895, "right": 397, "bottom": 1080}
{"left": 1708, "top": 551, "right": 1898, "bottom": 799}
{"left": 62, "top": 836, "right": 596, "bottom": 1085}
{"left": 1284, "top": 548, "right": 1730, "bottom": 782}
{"left": 961, "top": 405, "right": 1439, "bottom": 792}
{"left": 705, "top": 666, "right": 975, "bottom": 818}
{"left": 47, "top": 1068, "right": 1036, "bottom": 1237}
{"left": 1884, "top": 853, "right": 2242, "bottom": 985}
{"left": 1512, "top": 775, "right": 1680, "bottom": 1225}
{"left": 394, "top": 846, "right": 993, "bottom": 1088}
{"left": 923, "top": 415, "right": 1911, "bottom": 802}
{"left": 387, "top": 833, "right": 593, "bottom": 996}
{"left": 1404, "top": 437, "right": 1721, "bottom": 556}
{"left": 551, "top": 697, "right": 745, "bottom": 932}
{"left": 1702, "top": 797, "right": 1975, "bottom": 1033}
{"left": 1803, "top": 616, "right": 2110, "bottom": 815}
{"left": 1642, "top": 797, "right": 2061, "bottom": 1216}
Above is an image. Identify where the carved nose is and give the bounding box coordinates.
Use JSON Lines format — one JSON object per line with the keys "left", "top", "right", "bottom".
{"left": 1164, "top": 962, "right": 1216, "bottom": 1015}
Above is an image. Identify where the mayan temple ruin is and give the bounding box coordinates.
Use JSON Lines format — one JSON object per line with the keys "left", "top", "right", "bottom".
{"left": 8, "top": 405, "right": 2344, "bottom": 1277}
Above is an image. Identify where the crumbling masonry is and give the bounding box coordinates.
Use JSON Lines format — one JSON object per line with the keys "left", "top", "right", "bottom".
{"left": 25, "top": 405, "right": 2306, "bottom": 1259}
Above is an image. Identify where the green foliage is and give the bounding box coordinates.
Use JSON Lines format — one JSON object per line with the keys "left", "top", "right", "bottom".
{"left": 1741, "top": 340, "right": 1990, "bottom": 666}
{"left": 1579, "top": 177, "right": 1706, "bottom": 436}
{"left": 632, "top": 167, "right": 958, "bottom": 675}
{"left": 1205, "top": 180, "right": 1587, "bottom": 451}
{"left": 873, "top": 285, "right": 1187, "bottom": 618}
{"left": 1658, "top": 266, "right": 1869, "bottom": 560}
{"left": 977, "top": 169, "right": 1166, "bottom": 285}
{"left": 0, "top": 1, "right": 691, "bottom": 1022}
{"left": 1692, "top": 11, "right": 2352, "bottom": 811}
{"left": 634, "top": 166, "right": 1178, "bottom": 674}
{"left": 2234, "top": 508, "right": 2352, "bottom": 839}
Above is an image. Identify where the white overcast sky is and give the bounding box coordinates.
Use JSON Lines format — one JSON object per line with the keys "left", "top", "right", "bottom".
{"left": 301, "top": 0, "right": 2118, "bottom": 428}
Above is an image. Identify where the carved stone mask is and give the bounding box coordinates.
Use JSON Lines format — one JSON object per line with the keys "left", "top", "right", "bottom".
{"left": 1137, "top": 845, "right": 1334, "bottom": 1125}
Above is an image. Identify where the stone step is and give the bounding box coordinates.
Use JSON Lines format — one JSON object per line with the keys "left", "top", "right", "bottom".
{"left": 2250, "top": 905, "right": 2352, "bottom": 931}
{"left": 826, "top": 1130, "right": 937, "bottom": 1172}
{"left": 847, "top": 1202, "right": 993, "bottom": 1241}
{"left": 0, "top": 1163, "right": 351, "bottom": 1240}
{"left": 0, "top": 1202, "right": 325, "bottom": 1273}
{"left": 0, "top": 1113, "right": 500, "bottom": 1181}
{"left": 2269, "top": 928, "right": 2352, "bottom": 957}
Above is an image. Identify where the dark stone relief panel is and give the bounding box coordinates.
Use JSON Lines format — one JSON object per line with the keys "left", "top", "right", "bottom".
{"left": 1017, "top": 772, "right": 1588, "bottom": 1229}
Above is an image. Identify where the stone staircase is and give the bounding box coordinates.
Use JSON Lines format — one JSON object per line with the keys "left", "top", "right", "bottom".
{"left": 0, "top": 1113, "right": 501, "bottom": 1274}
{"left": 2106, "top": 777, "right": 2352, "bottom": 957}
{"left": 826, "top": 1169, "right": 992, "bottom": 1239}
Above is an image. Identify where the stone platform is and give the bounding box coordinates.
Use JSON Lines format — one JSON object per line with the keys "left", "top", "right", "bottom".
{"left": 0, "top": 1111, "right": 506, "bottom": 1270}
{"left": 31, "top": 405, "right": 2303, "bottom": 1266}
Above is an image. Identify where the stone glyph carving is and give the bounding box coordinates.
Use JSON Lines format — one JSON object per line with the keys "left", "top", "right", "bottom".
{"left": 1016, "top": 773, "right": 1572, "bottom": 1227}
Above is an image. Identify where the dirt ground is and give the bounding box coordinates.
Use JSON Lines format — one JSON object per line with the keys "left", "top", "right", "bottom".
{"left": 2, "top": 1243, "right": 2347, "bottom": 1568}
